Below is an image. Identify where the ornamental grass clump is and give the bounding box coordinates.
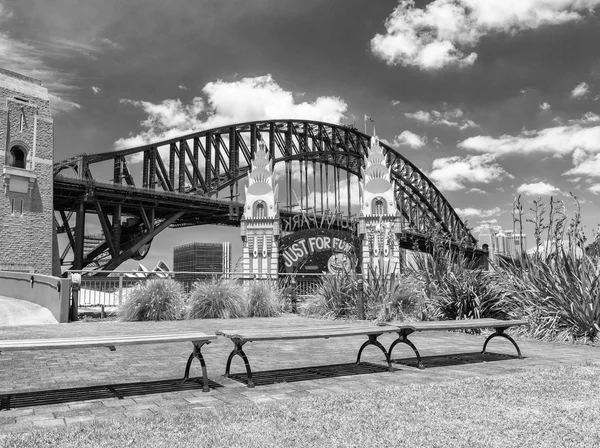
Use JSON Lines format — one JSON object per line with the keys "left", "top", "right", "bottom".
{"left": 495, "top": 195, "right": 600, "bottom": 342}
{"left": 246, "top": 280, "right": 282, "bottom": 317}
{"left": 118, "top": 278, "right": 185, "bottom": 321}
{"left": 186, "top": 277, "right": 246, "bottom": 319}
{"left": 362, "top": 260, "right": 425, "bottom": 322}
{"left": 302, "top": 271, "right": 356, "bottom": 318}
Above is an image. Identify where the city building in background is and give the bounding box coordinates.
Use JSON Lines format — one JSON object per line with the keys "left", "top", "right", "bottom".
{"left": 173, "top": 242, "right": 231, "bottom": 291}
{"left": 472, "top": 224, "right": 527, "bottom": 260}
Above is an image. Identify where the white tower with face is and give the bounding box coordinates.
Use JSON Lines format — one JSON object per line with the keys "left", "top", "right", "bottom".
{"left": 358, "top": 135, "right": 403, "bottom": 275}
{"left": 240, "top": 140, "right": 280, "bottom": 277}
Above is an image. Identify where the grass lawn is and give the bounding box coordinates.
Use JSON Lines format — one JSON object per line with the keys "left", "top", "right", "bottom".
{"left": 2, "top": 364, "right": 599, "bottom": 448}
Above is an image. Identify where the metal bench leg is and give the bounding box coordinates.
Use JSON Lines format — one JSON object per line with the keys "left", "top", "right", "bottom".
{"left": 482, "top": 328, "right": 523, "bottom": 359}
{"left": 356, "top": 334, "right": 393, "bottom": 371}
{"left": 388, "top": 332, "right": 424, "bottom": 369}
{"left": 224, "top": 339, "right": 254, "bottom": 388}
{"left": 183, "top": 341, "right": 211, "bottom": 392}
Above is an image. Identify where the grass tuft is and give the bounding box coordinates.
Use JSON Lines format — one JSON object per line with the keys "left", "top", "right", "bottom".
{"left": 117, "top": 279, "right": 185, "bottom": 321}
{"left": 186, "top": 278, "right": 246, "bottom": 319}
{"left": 246, "top": 280, "right": 282, "bottom": 317}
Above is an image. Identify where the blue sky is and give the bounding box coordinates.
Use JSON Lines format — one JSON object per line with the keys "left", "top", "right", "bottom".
{"left": 2, "top": 0, "right": 600, "bottom": 269}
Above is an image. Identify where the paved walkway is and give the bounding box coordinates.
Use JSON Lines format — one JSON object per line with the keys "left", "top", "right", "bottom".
{"left": 0, "top": 315, "right": 598, "bottom": 433}
{"left": 0, "top": 296, "right": 57, "bottom": 327}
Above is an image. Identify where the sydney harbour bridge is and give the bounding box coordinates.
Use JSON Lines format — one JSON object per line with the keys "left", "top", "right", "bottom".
{"left": 53, "top": 119, "right": 481, "bottom": 273}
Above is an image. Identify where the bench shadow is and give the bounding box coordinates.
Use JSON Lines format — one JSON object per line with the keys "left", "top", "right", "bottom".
{"left": 0, "top": 377, "right": 223, "bottom": 411}
{"left": 391, "top": 351, "right": 522, "bottom": 368}
{"left": 227, "top": 362, "right": 398, "bottom": 387}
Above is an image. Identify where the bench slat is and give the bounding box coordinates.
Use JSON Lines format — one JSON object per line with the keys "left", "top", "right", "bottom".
{"left": 389, "top": 319, "right": 528, "bottom": 332}
{"left": 0, "top": 333, "right": 216, "bottom": 352}
{"left": 217, "top": 326, "right": 398, "bottom": 342}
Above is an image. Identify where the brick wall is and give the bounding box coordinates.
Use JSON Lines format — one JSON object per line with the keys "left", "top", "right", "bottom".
{"left": 0, "top": 70, "right": 54, "bottom": 275}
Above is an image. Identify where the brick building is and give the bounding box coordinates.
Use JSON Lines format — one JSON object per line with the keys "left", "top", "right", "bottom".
{"left": 0, "top": 69, "right": 56, "bottom": 275}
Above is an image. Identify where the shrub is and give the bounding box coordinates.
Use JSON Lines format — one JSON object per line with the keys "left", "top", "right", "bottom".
{"left": 362, "top": 260, "right": 425, "bottom": 322}
{"left": 186, "top": 278, "right": 246, "bottom": 319}
{"left": 247, "top": 280, "right": 282, "bottom": 317}
{"left": 301, "top": 272, "right": 356, "bottom": 318}
{"left": 118, "top": 279, "right": 185, "bottom": 321}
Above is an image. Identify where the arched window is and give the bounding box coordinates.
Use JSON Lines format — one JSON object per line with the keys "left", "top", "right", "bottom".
{"left": 9, "top": 145, "right": 27, "bottom": 169}
{"left": 253, "top": 201, "right": 266, "bottom": 218}
{"left": 372, "top": 198, "right": 386, "bottom": 215}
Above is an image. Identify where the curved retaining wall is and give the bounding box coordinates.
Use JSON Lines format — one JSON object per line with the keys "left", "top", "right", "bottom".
{"left": 0, "top": 271, "right": 70, "bottom": 323}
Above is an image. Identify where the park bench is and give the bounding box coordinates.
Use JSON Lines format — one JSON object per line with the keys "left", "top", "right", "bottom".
{"left": 0, "top": 332, "right": 217, "bottom": 392}
{"left": 387, "top": 318, "right": 529, "bottom": 369}
{"left": 216, "top": 324, "right": 400, "bottom": 388}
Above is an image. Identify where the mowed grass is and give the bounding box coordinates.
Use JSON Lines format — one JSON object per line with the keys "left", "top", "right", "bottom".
{"left": 2, "top": 364, "right": 600, "bottom": 448}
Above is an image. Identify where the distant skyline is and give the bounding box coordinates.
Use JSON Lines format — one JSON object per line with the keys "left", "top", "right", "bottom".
{"left": 2, "top": 0, "right": 600, "bottom": 270}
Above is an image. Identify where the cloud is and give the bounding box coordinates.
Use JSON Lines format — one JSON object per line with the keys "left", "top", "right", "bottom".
{"left": 478, "top": 218, "right": 498, "bottom": 224}
{"left": 115, "top": 74, "right": 347, "bottom": 149}
{"left": 516, "top": 182, "right": 561, "bottom": 195}
{"left": 568, "top": 112, "right": 600, "bottom": 125}
{"left": 571, "top": 81, "right": 590, "bottom": 98}
{"left": 468, "top": 187, "right": 486, "bottom": 194}
{"left": 405, "top": 107, "right": 478, "bottom": 129}
{"left": 393, "top": 130, "right": 427, "bottom": 149}
{"left": 589, "top": 184, "right": 600, "bottom": 194}
{"left": 91, "top": 86, "right": 102, "bottom": 95}
{"left": 455, "top": 207, "right": 501, "bottom": 218}
{"left": 48, "top": 94, "right": 81, "bottom": 113}
{"left": 371, "top": 0, "right": 600, "bottom": 70}
{"left": 428, "top": 154, "right": 512, "bottom": 191}
{"left": 539, "top": 102, "right": 551, "bottom": 111}
{"left": 564, "top": 152, "right": 600, "bottom": 177}
{"left": 178, "top": 84, "right": 189, "bottom": 90}
{"left": 391, "top": 100, "right": 401, "bottom": 106}
{"left": 459, "top": 124, "right": 600, "bottom": 157}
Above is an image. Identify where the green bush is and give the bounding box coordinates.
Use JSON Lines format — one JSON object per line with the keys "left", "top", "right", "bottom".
{"left": 186, "top": 278, "right": 246, "bottom": 319}
{"left": 118, "top": 279, "right": 185, "bottom": 321}
{"left": 301, "top": 272, "right": 356, "bottom": 318}
{"left": 362, "top": 260, "right": 425, "bottom": 322}
{"left": 247, "top": 280, "right": 281, "bottom": 317}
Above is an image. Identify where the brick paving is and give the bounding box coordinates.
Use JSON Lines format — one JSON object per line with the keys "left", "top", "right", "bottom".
{"left": 0, "top": 315, "right": 598, "bottom": 434}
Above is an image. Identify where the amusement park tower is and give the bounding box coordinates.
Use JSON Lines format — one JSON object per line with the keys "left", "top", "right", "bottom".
{"left": 240, "top": 140, "right": 280, "bottom": 277}
{"left": 358, "top": 135, "right": 403, "bottom": 275}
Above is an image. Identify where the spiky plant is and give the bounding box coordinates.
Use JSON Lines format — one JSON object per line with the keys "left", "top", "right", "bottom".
{"left": 186, "top": 278, "right": 246, "bottom": 319}
{"left": 118, "top": 279, "right": 185, "bottom": 322}
{"left": 246, "top": 280, "right": 282, "bottom": 317}
{"left": 302, "top": 271, "right": 357, "bottom": 318}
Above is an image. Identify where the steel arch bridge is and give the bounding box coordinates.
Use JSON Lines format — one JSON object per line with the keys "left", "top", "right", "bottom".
{"left": 53, "top": 119, "right": 480, "bottom": 272}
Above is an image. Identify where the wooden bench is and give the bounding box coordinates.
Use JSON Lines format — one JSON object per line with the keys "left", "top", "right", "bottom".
{"left": 387, "top": 318, "right": 529, "bottom": 369}
{"left": 216, "top": 324, "right": 400, "bottom": 388}
{"left": 0, "top": 332, "right": 217, "bottom": 392}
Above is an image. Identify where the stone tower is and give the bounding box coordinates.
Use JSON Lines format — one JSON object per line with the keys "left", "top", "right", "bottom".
{"left": 240, "top": 140, "right": 280, "bottom": 277}
{"left": 358, "top": 135, "right": 403, "bottom": 275}
{"left": 0, "top": 69, "right": 55, "bottom": 275}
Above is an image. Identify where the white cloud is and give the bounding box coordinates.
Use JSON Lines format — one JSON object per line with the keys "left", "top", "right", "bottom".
{"left": 115, "top": 74, "right": 347, "bottom": 149}
{"left": 589, "top": 184, "right": 600, "bottom": 194}
{"left": 428, "top": 154, "right": 512, "bottom": 191}
{"left": 91, "top": 86, "right": 102, "bottom": 95}
{"left": 539, "top": 102, "right": 551, "bottom": 111}
{"left": 393, "top": 130, "right": 427, "bottom": 149}
{"left": 405, "top": 107, "right": 478, "bottom": 129}
{"left": 568, "top": 112, "right": 600, "bottom": 125}
{"left": 48, "top": 94, "right": 81, "bottom": 113}
{"left": 478, "top": 218, "right": 498, "bottom": 224}
{"left": 564, "top": 152, "right": 600, "bottom": 177}
{"left": 455, "top": 207, "right": 501, "bottom": 218}
{"left": 371, "top": 0, "right": 600, "bottom": 70}
{"left": 571, "top": 81, "right": 590, "bottom": 98}
{"left": 391, "top": 100, "right": 401, "bottom": 106}
{"left": 468, "top": 187, "right": 486, "bottom": 194}
{"left": 516, "top": 182, "right": 561, "bottom": 195}
{"left": 459, "top": 124, "right": 600, "bottom": 157}
{"left": 178, "top": 84, "right": 189, "bottom": 90}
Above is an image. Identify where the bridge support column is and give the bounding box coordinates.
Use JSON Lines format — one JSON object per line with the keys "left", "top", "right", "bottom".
{"left": 72, "top": 201, "right": 86, "bottom": 271}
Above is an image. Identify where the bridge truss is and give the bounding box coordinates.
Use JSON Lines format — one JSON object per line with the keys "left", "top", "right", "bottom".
{"left": 54, "top": 119, "right": 480, "bottom": 272}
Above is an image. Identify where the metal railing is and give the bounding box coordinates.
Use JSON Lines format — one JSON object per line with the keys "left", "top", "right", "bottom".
{"left": 66, "top": 271, "right": 326, "bottom": 308}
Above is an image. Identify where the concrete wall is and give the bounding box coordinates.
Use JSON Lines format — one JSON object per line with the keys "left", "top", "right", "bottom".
{"left": 0, "top": 271, "right": 70, "bottom": 323}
